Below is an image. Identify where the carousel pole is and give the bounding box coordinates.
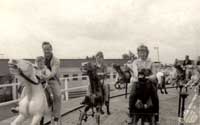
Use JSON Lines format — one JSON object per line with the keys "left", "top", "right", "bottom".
{"left": 178, "top": 85, "right": 183, "bottom": 117}
{"left": 178, "top": 92, "right": 188, "bottom": 125}
{"left": 125, "top": 82, "right": 128, "bottom": 99}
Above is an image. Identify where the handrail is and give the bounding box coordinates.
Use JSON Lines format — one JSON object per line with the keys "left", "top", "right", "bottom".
{"left": 0, "top": 83, "right": 19, "bottom": 88}
{"left": 0, "top": 76, "right": 89, "bottom": 107}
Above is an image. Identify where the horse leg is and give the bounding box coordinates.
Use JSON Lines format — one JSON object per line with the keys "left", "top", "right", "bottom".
{"left": 11, "top": 114, "right": 27, "bottom": 125}
{"left": 105, "top": 101, "right": 110, "bottom": 115}
{"left": 30, "top": 114, "right": 42, "bottom": 125}
{"left": 103, "top": 84, "right": 110, "bottom": 115}
{"left": 95, "top": 106, "right": 101, "bottom": 125}
{"left": 164, "top": 85, "right": 168, "bottom": 94}
{"left": 132, "top": 115, "right": 139, "bottom": 125}
{"left": 159, "top": 88, "right": 164, "bottom": 94}
{"left": 40, "top": 116, "right": 44, "bottom": 125}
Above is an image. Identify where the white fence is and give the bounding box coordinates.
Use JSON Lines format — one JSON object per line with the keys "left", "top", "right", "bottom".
{"left": 0, "top": 73, "right": 117, "bottom": 107}
{"left": 0, "top": 76, "right": 89, "bottom": 107}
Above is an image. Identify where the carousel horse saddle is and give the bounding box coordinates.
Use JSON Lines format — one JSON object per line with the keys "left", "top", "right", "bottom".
{"left": 44, "top": 85, "right": 54, "bottom": 107}
{"left": 81, "top": 94, "right": 102, "bottom": 107}
{"left": 36, "top": 75, "right": 54, "bottom": 107}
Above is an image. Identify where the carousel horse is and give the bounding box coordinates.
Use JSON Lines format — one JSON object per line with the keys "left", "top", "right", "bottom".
{"left": 173, "top": 65, "right": 186, "bottom": 88}
{"left": 112, "top": 64, "right": 131, "bottom": 89}
{"left": 78, "top": 62, "right": 110, "bottom": 125}
{"left": 130, "top": 69, "right": 158, "bottom": 125}
{"left": 185, "top": 68, "right": 200, "bottom": 89}
{"left": 9, "top": 59, "right": 54, "bottom": 125}
{"left": 165, "top": 66, "right": 178, "bottom": 87}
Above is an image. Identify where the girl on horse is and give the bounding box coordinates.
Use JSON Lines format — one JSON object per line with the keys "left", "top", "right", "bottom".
{"left": 127, "top": 45, "right": 160, "bottom": 125}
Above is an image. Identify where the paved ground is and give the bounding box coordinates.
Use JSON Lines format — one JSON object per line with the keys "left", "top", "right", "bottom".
{"left": 1, "top": 87, "right": 199, "bottom": 125}
{"left": 61, "top": 88, "right": 200, "bottom": 125}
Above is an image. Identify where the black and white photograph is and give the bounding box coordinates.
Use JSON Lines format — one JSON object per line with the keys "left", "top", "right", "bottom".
{"left": 0, "top": 0, "right": 200, "bottom": 125}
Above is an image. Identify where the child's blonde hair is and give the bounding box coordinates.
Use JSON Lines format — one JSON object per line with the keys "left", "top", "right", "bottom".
{"left": 36, "top": 56, "right": 45, "bottom": 63}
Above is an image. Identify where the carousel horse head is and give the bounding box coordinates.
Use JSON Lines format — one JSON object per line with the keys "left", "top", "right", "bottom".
{"left": 81, "top": 62, "right": 97, "bottom": 74}
{"left": 174, "top": 65, "right": 185, "bottom": 81}
{"left": 8, "top": 59, "right": 38, "bottom": 86}
{"left": 138, "top": 68, "right": 152, "bottom": 82}
{"left": 112, "top": 63, "right": 120, "bottom": 70}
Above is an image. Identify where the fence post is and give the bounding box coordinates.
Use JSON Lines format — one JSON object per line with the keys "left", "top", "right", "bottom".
{"left": 12, "top": 83, "right": 17, "bottom": 100}
{"left": 64, "top": 78, "right": 69, "bottom": 101}
{"left": 12, "top": 78, "right": 18, "bottom": 100}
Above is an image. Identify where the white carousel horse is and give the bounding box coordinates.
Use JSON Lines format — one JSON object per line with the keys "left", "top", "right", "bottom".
{"left": 166, "top": 66, "right": 180, "bottom": 87}
{"left": 185, "top": 68, "right": 200, "bottom": 89}
{"left": 9, "top": 59, "right": 53, "bottom": 125}
{"left": 156, "top": 71, "right": 168, "bottom": 94}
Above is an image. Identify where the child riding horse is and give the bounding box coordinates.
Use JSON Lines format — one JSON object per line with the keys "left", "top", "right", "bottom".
{"left": 78, "top": 62, "right": 110, "bottom": 125}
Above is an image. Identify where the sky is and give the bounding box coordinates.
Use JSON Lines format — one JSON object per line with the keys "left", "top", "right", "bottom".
{"left": 0, "top": 0, "right": 200, "bottom": 63}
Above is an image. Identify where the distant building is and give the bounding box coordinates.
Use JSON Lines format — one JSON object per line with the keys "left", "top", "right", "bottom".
{"left": 0, "top": 59, "right": 13, "bottom": 102}
{"left": 1, "top": 58, "right": 129, "bottom": 80}
{"left": 0, "top": 59, "right": 9, "bottom": 76}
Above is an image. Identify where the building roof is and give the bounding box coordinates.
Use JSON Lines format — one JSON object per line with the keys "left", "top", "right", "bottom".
{"left": 60, "top": 59, "right": 129, "bottom": 67}
{"left": 0, "top": 59, "right": 9, "bottom": 76}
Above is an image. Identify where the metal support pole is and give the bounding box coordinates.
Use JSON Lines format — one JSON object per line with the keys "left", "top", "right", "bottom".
{"left": 178, "top": 85, "right": 183, "bottom": 117}
{"left": 180, "top": 92, "right": 188, "bottom": 125}
{"left": 125, "top": 82, "right": 128, "bottom": 99}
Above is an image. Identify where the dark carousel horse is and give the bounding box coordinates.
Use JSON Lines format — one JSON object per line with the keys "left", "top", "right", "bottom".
{"left": 174, "top": 65, "right": 187, "bottom": 88}
{"left": 77, "top": 62, "right": 110, "bottom": 125}
{"left": 112, "top": 64, "right": 131, "bottom": 90}
{"left": 129, "top": 69, "right": 158, "bottom": 125}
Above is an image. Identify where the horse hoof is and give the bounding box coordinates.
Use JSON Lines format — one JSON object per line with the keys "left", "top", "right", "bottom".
{"left": 100, "top": 109, "right": 104, "bottom": 114}
{"left": 107, "top": 111, "right": 111, "bottom": 115}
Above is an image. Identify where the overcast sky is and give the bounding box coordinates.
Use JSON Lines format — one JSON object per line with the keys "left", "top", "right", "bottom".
{"left": 0, "top": 0, "right": 200, "bottom": 63}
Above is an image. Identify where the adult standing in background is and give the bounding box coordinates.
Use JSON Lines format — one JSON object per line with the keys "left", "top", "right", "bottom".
{"left": 41, "top": 41, "right": 62, "bottom": 125}
{"left": 183, "top": 55, "right": 192, "bottom": 66}
{"left": 196, "top": 56, "right": 200, "bottom": 66}
{"left": 183, "top": 55, "right": 193, "bottom": 82}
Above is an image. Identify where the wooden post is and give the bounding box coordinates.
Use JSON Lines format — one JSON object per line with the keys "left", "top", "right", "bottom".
{"left": 12, "top": 78, "right": 18, "bottom": 100}
{"left": 65, "top": 79, "right": 69, "bottom": 101}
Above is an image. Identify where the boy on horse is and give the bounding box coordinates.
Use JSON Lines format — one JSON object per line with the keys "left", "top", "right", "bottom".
{"left": 95, "top": 51, "right": 110, "bottom": 115}
{"left": 127, "top": 44, "right": 160, "bottom": 125}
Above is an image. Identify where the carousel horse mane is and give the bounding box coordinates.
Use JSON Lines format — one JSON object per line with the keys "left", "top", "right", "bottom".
{"left": 8, "top": 59, "right": 39, "bottom": 84}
